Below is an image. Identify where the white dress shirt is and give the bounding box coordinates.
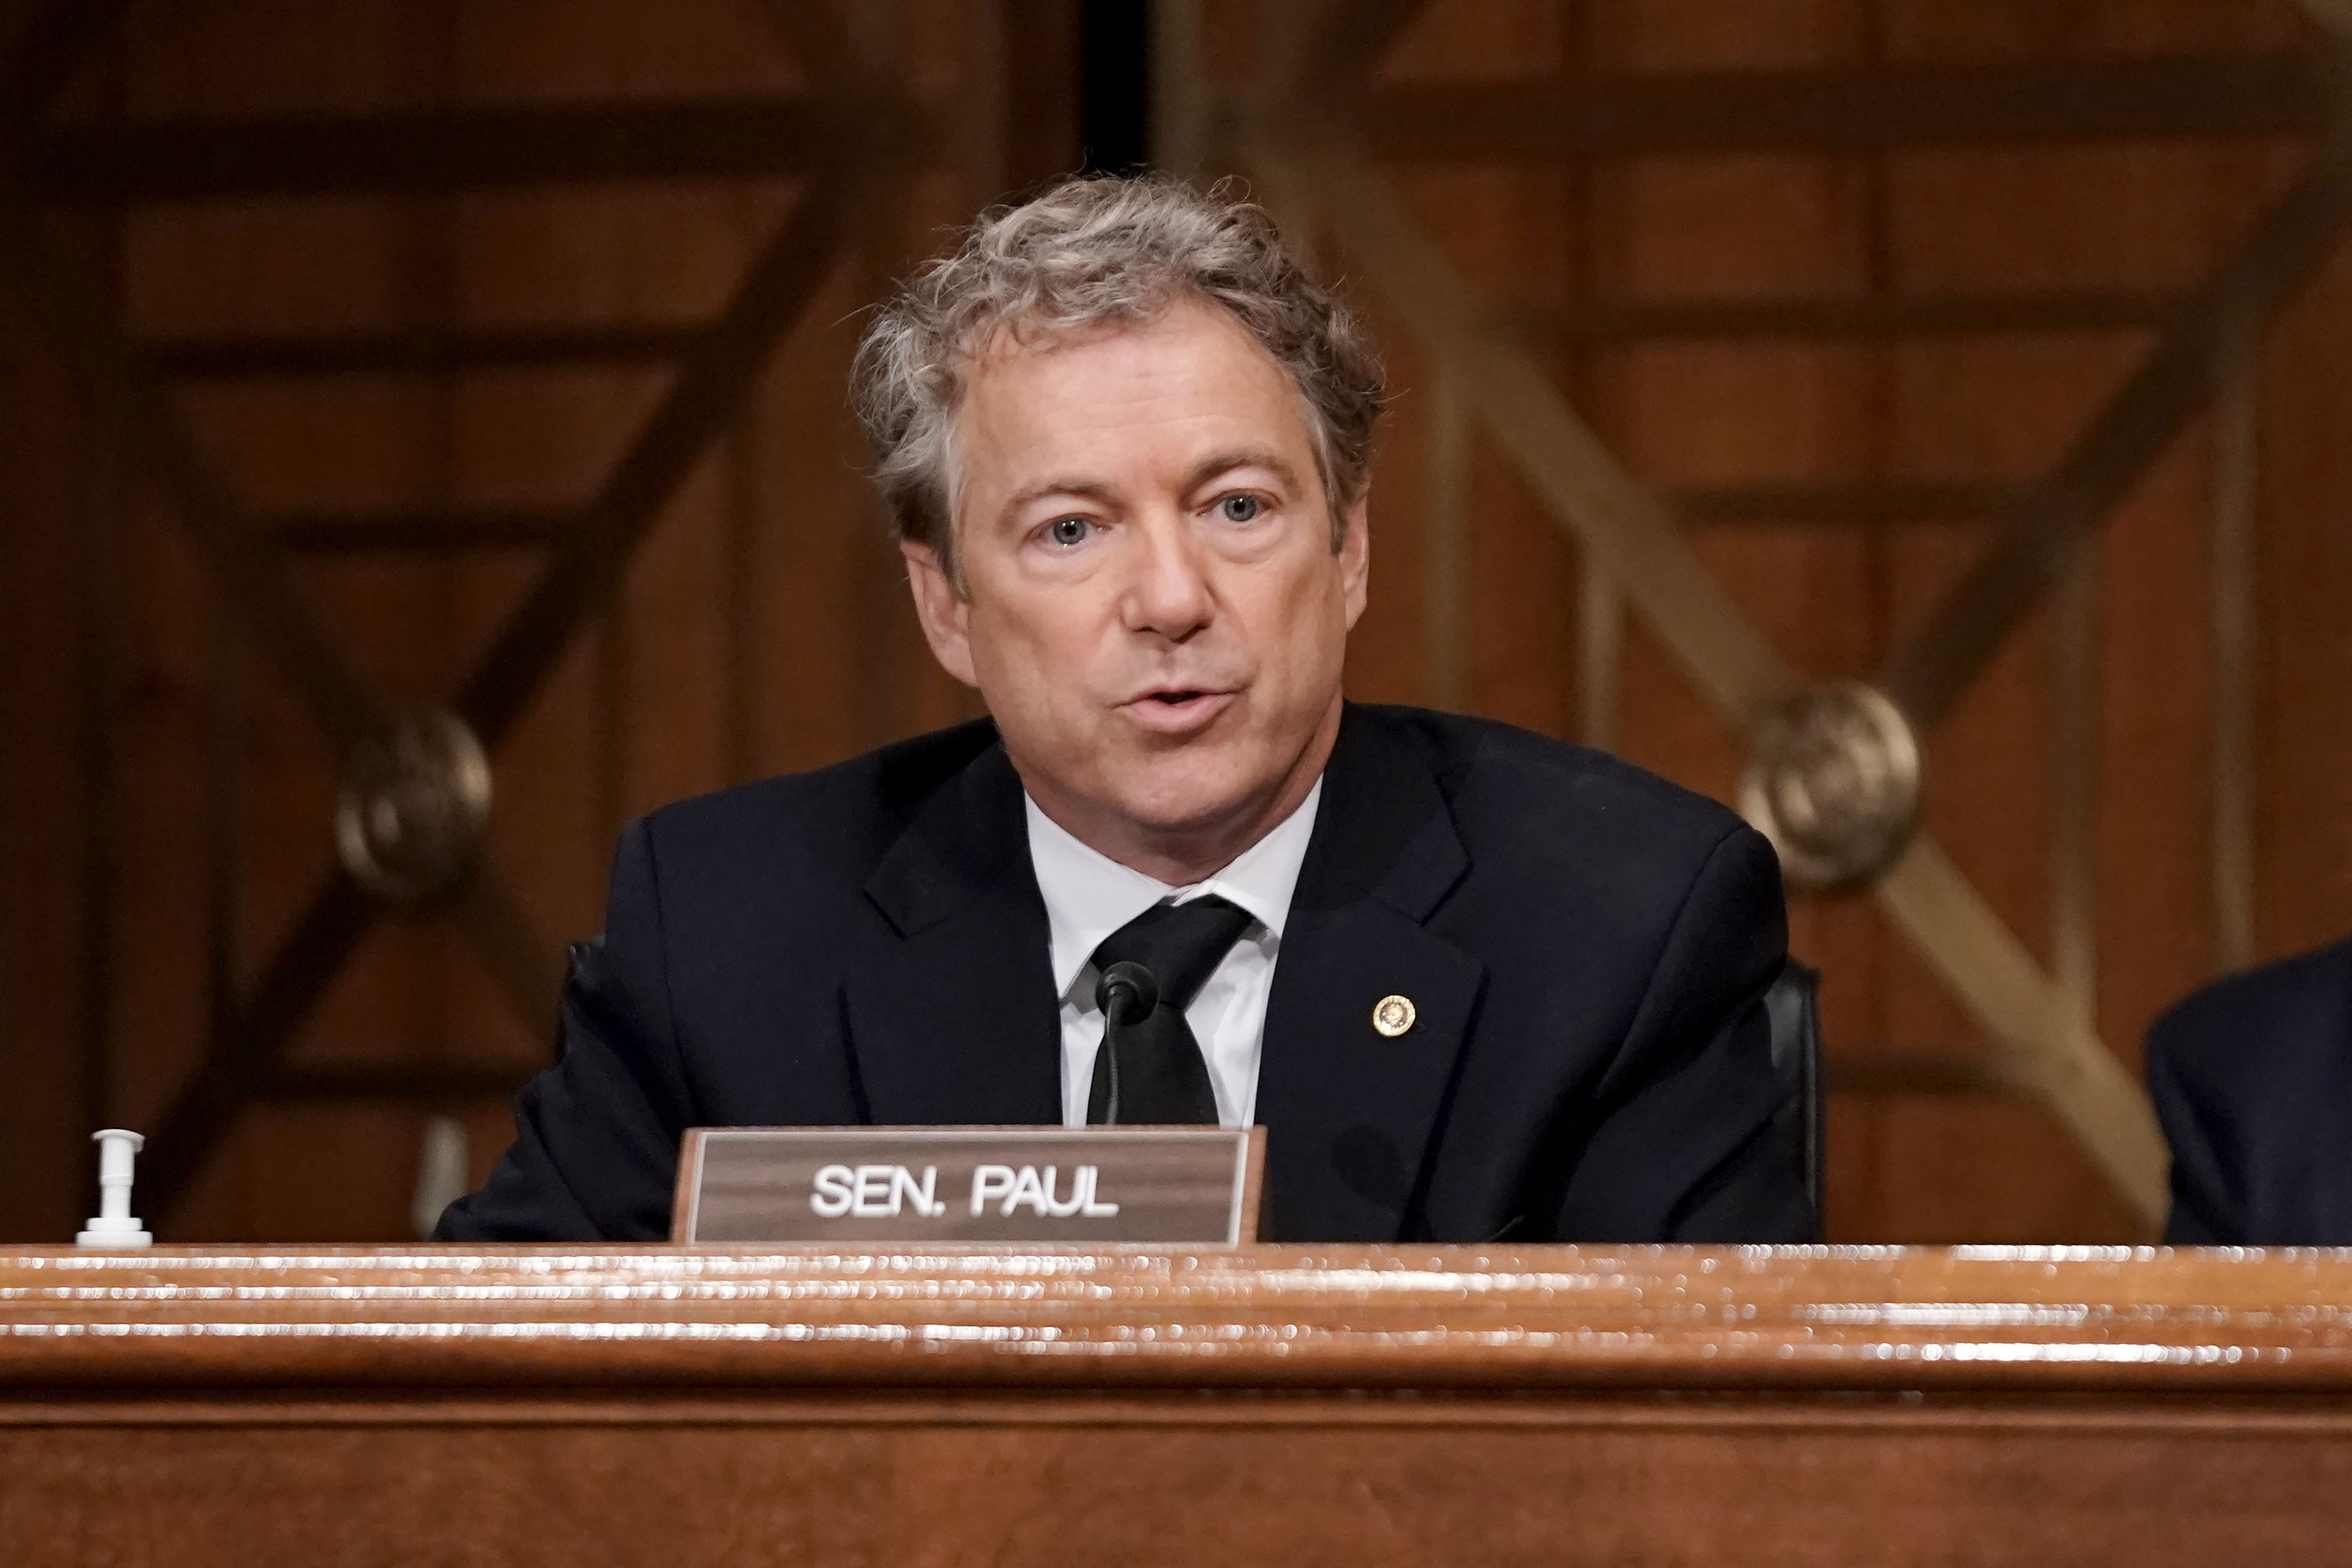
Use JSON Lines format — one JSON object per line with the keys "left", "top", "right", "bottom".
{"left": 1024, "top": 779, "right": 1323, "bottom": 1128}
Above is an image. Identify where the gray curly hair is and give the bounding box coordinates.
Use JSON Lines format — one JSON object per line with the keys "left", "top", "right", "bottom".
{"left": 851, "top": 173, "right": 1386, "bottom": 583}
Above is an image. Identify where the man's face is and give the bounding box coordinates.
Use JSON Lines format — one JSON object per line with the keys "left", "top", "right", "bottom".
{"left": 902, "top": 300, "right": 1369, "bottom": 871}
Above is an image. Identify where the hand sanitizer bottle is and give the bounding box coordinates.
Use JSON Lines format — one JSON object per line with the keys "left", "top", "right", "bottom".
{"left": 76, "top": 1129, "right": 154, "bottom": 1249}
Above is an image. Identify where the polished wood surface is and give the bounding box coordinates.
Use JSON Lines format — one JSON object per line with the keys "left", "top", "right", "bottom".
{"left": 5, "top": 1246, "right": 2351, "bottom": 1566}
{"left": 2, "top": 1242, "right": 2351, "bottom": 1391}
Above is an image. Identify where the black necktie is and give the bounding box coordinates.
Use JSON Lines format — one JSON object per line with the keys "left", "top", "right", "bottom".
{"left": 1085, "top": 895, "right": 1256, "bottom": 1124}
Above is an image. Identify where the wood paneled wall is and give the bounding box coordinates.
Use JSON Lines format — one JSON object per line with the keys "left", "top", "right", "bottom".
{"left": 2, "top": 0, "right": 2346, "bottom": 1244}
{"left": 1305, "top": 0, "right": 2340, "bottom": 1242}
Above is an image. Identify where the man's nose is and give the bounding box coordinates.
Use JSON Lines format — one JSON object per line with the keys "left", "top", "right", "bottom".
{"left": 1119, "top": 512, "right": 1214, "bottom": 640}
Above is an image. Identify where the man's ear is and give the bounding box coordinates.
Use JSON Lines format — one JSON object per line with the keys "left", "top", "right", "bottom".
{"left": 1338, "top": 492, "right": 1371, "bottom": 630}
{"left": 902, "top": 538, "right": 978, "bottom": 688}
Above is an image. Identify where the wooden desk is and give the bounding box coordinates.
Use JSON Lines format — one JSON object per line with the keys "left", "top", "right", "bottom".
{"left": 4, "top": 1245, "right": 2350, "bottom": 1565}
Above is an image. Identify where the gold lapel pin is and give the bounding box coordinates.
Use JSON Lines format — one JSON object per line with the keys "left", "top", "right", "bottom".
{"left": 1371, "top": 994, "right": 1417, "bottom": 1038}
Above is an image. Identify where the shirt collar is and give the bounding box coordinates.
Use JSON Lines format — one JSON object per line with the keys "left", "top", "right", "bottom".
{"left": 1024, "top": 775, "right": 1324, "bottom": 1003}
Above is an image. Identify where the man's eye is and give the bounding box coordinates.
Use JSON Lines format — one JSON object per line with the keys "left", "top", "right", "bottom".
{"left": 1217, "top": 494, "right": 1262, "bottom": 523}
{"left": 1046, "top": 517, "right": 1091, "bottom": 546}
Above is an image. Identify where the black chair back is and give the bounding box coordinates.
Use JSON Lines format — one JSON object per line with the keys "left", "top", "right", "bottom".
{"left": 1762, "top": 957, "right": 1824, "bottom": 1227}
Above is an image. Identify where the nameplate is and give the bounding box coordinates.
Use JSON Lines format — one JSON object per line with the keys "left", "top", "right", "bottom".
{"left": 670, "top": 1126, "right": 1265, "bottom": 1246}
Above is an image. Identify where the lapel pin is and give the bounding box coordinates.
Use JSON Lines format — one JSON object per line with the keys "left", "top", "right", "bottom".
{"left": 1372, "top": 994, "right": 1417, "bottom": 1038}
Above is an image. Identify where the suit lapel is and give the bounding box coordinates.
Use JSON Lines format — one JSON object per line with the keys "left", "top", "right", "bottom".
{"left": 838, "top": 706, "right": 1485, "bottom": 1223}
{"left": 844, "top": 740, "right": 1064, "bottom": 1125}
{"left": 1256, "top": 708, "right": 1483, "bottom": 1241}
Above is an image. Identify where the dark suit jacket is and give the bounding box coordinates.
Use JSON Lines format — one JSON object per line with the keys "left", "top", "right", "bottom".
{"left": 2147, "top": 937, "right": 2352, "bottom": 1245}
{"left": 440, "top": 703, "right": 1814, "bottom": 1244}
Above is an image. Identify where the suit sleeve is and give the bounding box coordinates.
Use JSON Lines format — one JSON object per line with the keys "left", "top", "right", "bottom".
{"left": 435, "top": 818, "right": 696, "bottom": 1242}
{"left": 1544, "top": 824, "right": 1817, "bottom": 1243}
{"left": 2145, "top": 1008, "right": 2238, "bottom": 1246}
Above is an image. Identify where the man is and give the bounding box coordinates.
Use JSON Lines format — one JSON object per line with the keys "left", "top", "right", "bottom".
{"left": 439, "top": 175, "right": 1813, "bottom": 1244}
{"left": 2147, "top": 937, "right": 2352, "bottom": 1245}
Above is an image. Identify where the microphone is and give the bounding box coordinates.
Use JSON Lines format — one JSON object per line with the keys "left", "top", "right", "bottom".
{"left": 1096, "top": 960, "right": 1159, "bottom": 1026}
{"left": 1093, "top": 961, "right": 1160, "bottom": 1125}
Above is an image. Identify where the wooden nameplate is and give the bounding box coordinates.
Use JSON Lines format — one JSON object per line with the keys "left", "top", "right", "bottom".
{"left": 670, "top": 1126, "right": 1265, "bottom": 1246}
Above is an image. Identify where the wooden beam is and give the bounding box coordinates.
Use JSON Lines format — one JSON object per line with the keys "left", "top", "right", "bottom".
{"left": 72, "top": 347, "right": 127, "bottom": 1177}
{"left": 134, "top": 873, "right": 377, "bottom": 1218}
{"left": 140, "top": 324, "right": 698, "bottom": 379}
{"left": 30, "top": 95, "right": 934, "bottom": 202}
{"left": 134, "top": 140, "right": 872, "bottom": 1228}
{"left": 0, "top": 174, "right": 395, "bottom": 754}
{"left": 1883, "top": 111, "right": 2352, "bottom": 731}
{"left": 1, "top": 0, "right": 125, "bottom": 126}
{"left": 260, "top": 1065, "right": 537, "bottom": 1103}
{"left": 1354, "top": 52, "right": 2336, "bottom": 159}
{"left": 851, "top": 134, "right": 923, "bottom": 746}
{"left": 449, "top": 873, "right": 566, "bottom": 1036}
{"left": 1825, "top": 1055, "right": 2009, "bottom": 1097}
{"left": 1871, "top": 838, "right": 2169, "bottom": 1222}
{"left": 1240, "top": 111, "right": 2169, "bottom": 1228}
{"left": 2299, "top": 0, "right": 2352, "bottom": 44}
{"left": 1292, "top": 0, "right": 1430, "bottom": 100}
{"left": 2050, "top": 552, "right": 2100, "bottom": 1025}
{"left": 744, "top": 0, "right": 859, "bottom": 82}
{"left": 2210, "top": 328, "right": 2259, "bottom": 974}
{"left": 1577, "top": 568, "right": 1622, "bottom": 753}
{"left": 1152, "top": 0, "right": 1210, "bottom": 174}
{"left": 956, "top": 0, "right": 1007, "bottom": 204}
{"left": 0, "top": 143, "right": 583, "bottom": 1224}
{"left": 1243, "top": 114, "right": 1796, "bottom": 722}
{"left": 1423, "top": 368, "right": 1471, "bottom": 709}
{"left": 259, "top": 507, "right": 572, "bottom": 553}
{"left": 1675, "top": 481, "right": 2020, "bottom": 525}
{"left": 5, "top": 13, "right": 887, "bottom": 1227}
{"left": 139, "top": 856, "right": 564, "bottom": 1219}
{"left": 1509, "top": 288, "right": 2185, "bottom": 343}
{"left": 453, "top": 164, "right": 866, "bottom": 750}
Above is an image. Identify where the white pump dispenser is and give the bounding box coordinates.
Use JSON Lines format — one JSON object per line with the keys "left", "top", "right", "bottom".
{"left": 76, "top": 1129, "right": 154, "bottom": 1248}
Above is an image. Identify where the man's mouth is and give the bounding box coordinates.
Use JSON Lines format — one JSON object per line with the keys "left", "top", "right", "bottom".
{"left": 1120, "top": 687, "right": 1236, "bottom": 733}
